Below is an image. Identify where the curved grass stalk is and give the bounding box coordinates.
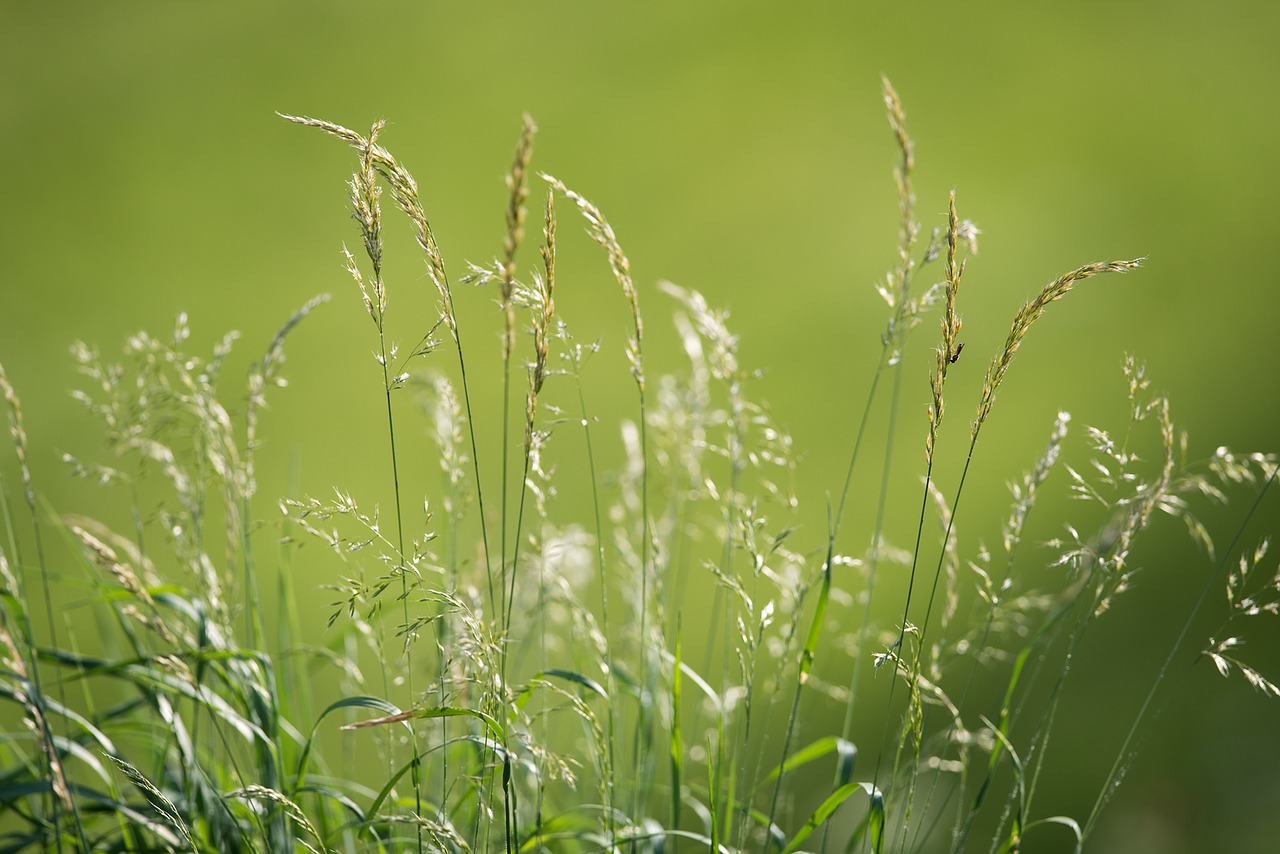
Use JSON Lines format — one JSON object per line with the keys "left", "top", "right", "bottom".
{"left": 1, "top": 364, "right": 87, "bottom": 851}
{"left": 1079, "top": 458, "right": 1279, "bottom": 843}
{"left": 952, "top": 365, "right": 1178, "bottom": 852}
{"left": 547, "top": 191, "right": 626, "bottom": 843}
{"left": 498, "top": 115, "right": 537, "bottom": 637}
{"left": 280, "top": 112, "right": 496, "bottom": 611}
{"left": 766, "top": 508, "right": 835, "bottom": 845}
{"left": 242, "top": 295, "right": 329, "bottom": 652}
{"left": 905, "top": 411, "right": 1069, "bottom": 854}
{"left": 573, "top": 366, "right": 622, "bottom": 842}
{"left": 875, "top": 211, "right": 1140, "bottom": 838}
{"left": 869, "top": 192, "right": 966, "bottom": 825}
{"left": 823, "top": 79, "right": 933, "bottom": 853}
{"left": 541, "top": 172, "right": 651, "bottom": 830}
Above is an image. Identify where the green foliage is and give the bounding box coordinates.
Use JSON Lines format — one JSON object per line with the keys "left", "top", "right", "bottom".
{"left": 0, "top": 87, "right": 1276, "bottom": 853}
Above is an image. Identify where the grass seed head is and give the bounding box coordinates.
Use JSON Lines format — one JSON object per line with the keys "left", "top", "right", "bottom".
{"left": 973, "top": 258, "right": 1144, "bottom": 441}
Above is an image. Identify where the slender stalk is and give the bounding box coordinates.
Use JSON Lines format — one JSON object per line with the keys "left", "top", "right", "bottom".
{"left": 767, "top": 508, "right": 835, "bottom": 844}
{"left": 0, "top": 364, "right": 84, "bottom": 851}
{"left": 1080, "top": 460, "right": 1279, "bottom": 841}
{"left": 574, "top": 370, "right": 620, "bottom": 842}
{"left": 841, "top": 361, "right": 902, "bottom": 738}
{"left": 541, "top": 172, "right": 650, "bottom": 831}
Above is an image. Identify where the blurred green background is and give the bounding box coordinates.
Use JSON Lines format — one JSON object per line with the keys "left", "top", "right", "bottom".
{"left": 3, "top": 2, "right": 1278, "bottom": 851}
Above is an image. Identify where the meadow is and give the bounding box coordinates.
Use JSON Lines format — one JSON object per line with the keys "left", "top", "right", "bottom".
{"left": 1, "top": 82, "right": 1277, "bottom": 853}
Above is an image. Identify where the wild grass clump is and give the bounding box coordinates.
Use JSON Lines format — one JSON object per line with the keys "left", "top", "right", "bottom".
{"left": 1, "top": 81, "right": 1277, "bottom": 853}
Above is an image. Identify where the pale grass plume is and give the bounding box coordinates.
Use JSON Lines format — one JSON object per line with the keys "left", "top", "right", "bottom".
{"left": 1050, "top": 360, "right": 1187, "bottom": 615}
{"left": 346, "top": 120, "right": 386, "bottom": 328}
{"left": 521, "top": 426, "right": 553, "bottom": 523}
{"left": 1204, "top": 637, "right": 1280, "bottom": 699}
{"left": 972, "top": 258, "right": 1144, "bottom": 441}
{"left": 1205, "top": 538, "right": 1280, "bottom": 698}
{"left": 227, "top": 786, "right": 327, "bottom": 849}
{"left": 525, "top": 190, "right": 556, "bottom": 450}
{"left": 876, "top": 76, "right": 931, "bottom": 367}
{"left": 940, "top": 191, "right": 964, "bottom": 368}
{"left": 65, "top": 518, "right": 180, "bottom": 648}
{"left": 356, "top": 121, "right": 385, "bottom": 271}
{"left": 1208, "top": 444, "right": 1278, "bottom": 491}
{"left": 925, "top": 191, "right": 966, "bottom": 464}
{"left": 0, "top": 550, "right": 15, "bottom": 598}
{"left": 532, "top": 528, "right": 602, "bottom": 645}
{"left": 660, "top": 281, "right": 740, "bottom": 383}
{"left": 0, "top": 615, "right": 73, "bottom": 813}
{"left": 104, "top": 754, "right": 195, "bottom": 849}
{"left": 873, "top": 78, "right": 979, "bottom": 359}
{"left": 540, "top": 172, "right": 644, "bottom": 391}
{"left": 502, "top": 114, "right": 538, "bottom": 361}
{"left": 1003, "top": 411, "right": 1070, "bottom": 558}
{"left": 966, "top": 412, "right": 1071, "bottom": 617}
{"left": 1224, "top": 538, "right": 1276, "bottom": 616}
{"left": 881, "top": 75, "right": 917, "bottom": 262}
{"left": 343, "top": 246, "right": 378, "bottom": 327}
{"left": 66, "top": 319, "right": 259, "bottom": 613}
{"left": 653, "top": 315, "right": 712, "bottom": 484}
{"left": 427, "top": 374, "right": 469, "bottom": 520}
{"left": 0, "top": 362, "right": 34, "bottom": 510}
{"left": 281, "top": 113, "right": 457, "bottom": 335}
{"left": 246, "top": 294, "right": 329, "bottom": 497}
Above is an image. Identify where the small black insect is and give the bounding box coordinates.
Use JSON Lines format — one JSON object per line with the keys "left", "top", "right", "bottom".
{"left": 949, "top": 342, "right": 964, "bottom": 364}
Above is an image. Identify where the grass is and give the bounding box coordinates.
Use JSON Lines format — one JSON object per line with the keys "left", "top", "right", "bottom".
{"left": 1, "top": 80, "right": 1277, "bottom": 853}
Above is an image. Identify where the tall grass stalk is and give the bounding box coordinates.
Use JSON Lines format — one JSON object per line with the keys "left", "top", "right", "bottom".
{"left": 542, "top": 172, "right": 655, "bottom": 823}
{"left": 1079, "top": 458, "right": 1280, "bottom": 843}
{"left": 835, "top": 79, "right": 947, "bottom": 807}
{"left": 1, "top": 91, "right": 1276, "bottom": 854}
{"left": 279, "top": 112, "right": 496, "bottom": 612}
{"left": 1, "top": 364, "right": 85, "bottom": 852}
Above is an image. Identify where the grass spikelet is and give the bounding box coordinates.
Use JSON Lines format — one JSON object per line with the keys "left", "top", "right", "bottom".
{"left": 940, "top": 191, "right": 964, "bottom": 368}
{"left": 503, "top": 114, "right": 537, "bottom": 361}
{"left": 245, "top": 294, "right": 329, "bottom": 499}
{"left": 0, "top": 617, "right": 73, "bottom": 813}
{"left": 281, "top": 113, "right": 456, "bottom": 335}
{"left": 539, "top": 173, "right": 652, "bottom": 826}
{"left": 66, "top": 519, "right": 180, "bottom": 647}
{"left": 1, "top": 362, "right": 77, "bottom": 826}
{"left": 104, "top": 754, "right": 196, "bottom": 849}
{"left": 881, "top": 75, "right": 916, "bottom": 262}
{"left": 973, "top": 258, "right": 1143, "bottom": 440}
{"left": 925, "top": 191, "right": 965, "bottom": 464}
{"left": 5, "top": 94, "right": 1277, "bottom": 854}
{"left": 526, "top": 190, "right": 556, "bottom": 449}
{"left": 0, "top": 364, "right": 33, "bottom": 511}
{"left": 353, "top": 122, "right": 386, "bottom": 288}
{"left": 540, "top": 172, "right": 643, "bottom": 391}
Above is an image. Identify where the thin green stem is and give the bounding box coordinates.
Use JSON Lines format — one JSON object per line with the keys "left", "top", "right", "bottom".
{"left": 453, "top": 338, "right": 496, "bottom": 616}
{"left": 500, "top": 363, "right": 511, "bottom": 625}
{"left": 574, "top": 373, "right": 619, "bottom": 843}
{"left": 832, "top": 361, "right": 886, "bottom": 541}
{"left": 0, "top": 374, "right": 87, "bottom": 852}
{"left": 629, "top": 391, "right": 652, "bottom": 834}
{"left": 894, "top": 445, "right": 976, "bottom": 850}
{"left": 871, "top": 452, "right": 936, "bottom": 780}
{"left": 822, "top": 358, "right": 903, "bottom": 854}
{"left": 375, "top": 319, "right": 425, "bottom": 852}
{"left": 1081, "top": 461, "right": 1279, "bottom": 841}
{"left": 837, "top": 357, "right": 896, "bottom": 739}
{"left": 767, "top": 510, "right": 835, "bottom": 846}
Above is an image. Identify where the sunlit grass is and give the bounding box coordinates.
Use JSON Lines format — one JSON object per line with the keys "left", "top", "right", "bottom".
{"left": 1, "top": 83, "right": 1276, "bottom": 853}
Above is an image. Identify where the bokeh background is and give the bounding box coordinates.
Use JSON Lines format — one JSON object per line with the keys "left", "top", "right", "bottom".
{"left": 3, "top": 2, "right": 1278, "bottom": 851}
